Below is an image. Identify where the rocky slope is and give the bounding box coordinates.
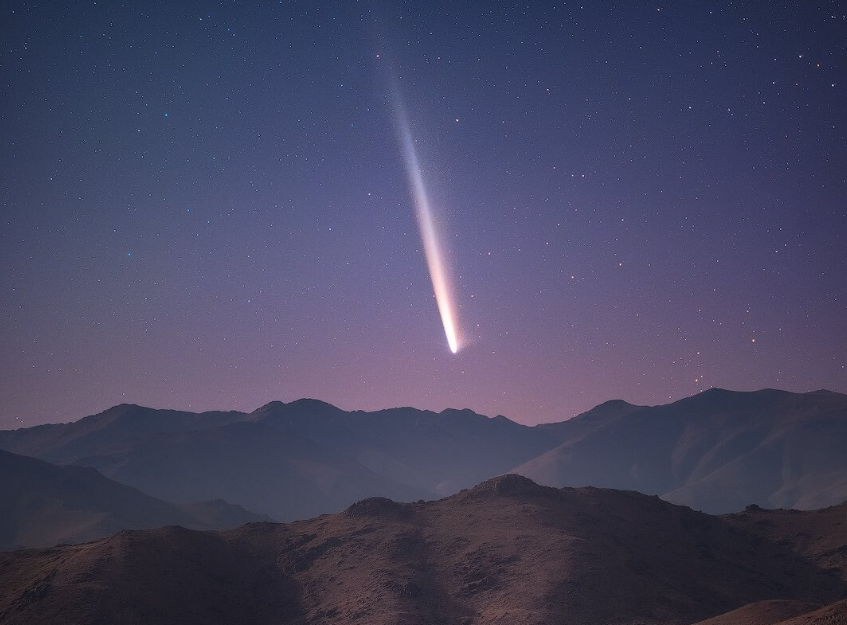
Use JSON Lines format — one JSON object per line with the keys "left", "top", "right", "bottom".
{"left": 1, "top": 475, "right": 846, "bottom": 625}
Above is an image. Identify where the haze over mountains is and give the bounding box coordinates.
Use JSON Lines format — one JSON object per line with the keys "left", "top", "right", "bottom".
{"left": 0, "top": 448, "right": 270, "bottom": 550}
{"left": 521, "top": 388, "right": 847, "bottom": 512}
{"left": 3, "top": 475, "right": 847, "bottom": 625}
{"left": 2, "top": 388, "right": 845, "bottom": 532}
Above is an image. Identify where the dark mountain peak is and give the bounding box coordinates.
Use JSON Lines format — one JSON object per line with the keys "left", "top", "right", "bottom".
{"left": 465, "top": 473, "right": 552, "bottom": 498}
{"left": 252, "top": 398, "right": 344, "bottom": 419}
{"left": 439, "top": 407, "right": 478, "bottom": 416}
{"left": 582, "top": 398, "right": 640, "bottom": 415}
{"left": 598, "top": 398, "right": 636, "bottom": 408}
{"left": 96, "top": 403, "right": 138, "bottom": 414}
{"left": 691, "top": 387, "right": 741, "bottom": 400}
{"left": 363, "top": 405, "right": 429, "bottom": 417}
{"left": 668, "top": 387, "right": 757, "bottom": 411}
{"left": 671, "top": 387, "right": 840, "bottom": 414}
{"left": 289, "top": 398, "right": 340, "bottom": 410}
{"left": 90, "top": 403, "right": 147, "bottom": 420}
{"left": 344, "top": 497, "right": 411, "bottom": 520}
{"left": 438, "top": 407, "right": 494, "bottom": 422}
{"left": 54, "top": 403, "right": 159, "bottom": 438}
{"left": 255, "top": 400, "right": 286, "bottom": 411}
{"left": 74, "top": 404, "right": 244, "bottom": 438}
{"left": 541, "top": 397, "right": 642, "bottom": 429}
{"left": 698, "top": 387, "right": 732, "bottom": 395}
{"left": 806, "top": 388, "right": 842, "bottom": 397}
{"left": 583, "top": 398, "right": 640, "bottom": 415}
{"left": 82, "top": 403, "right": 202, "bottom": 428}
{"left": 751, "top": 388, "right": 800, "bottom": 400}
{"left": 693, "top": 387, "right": 796, "bottom": 400}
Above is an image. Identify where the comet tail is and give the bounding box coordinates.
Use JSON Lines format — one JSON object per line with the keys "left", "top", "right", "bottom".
{"left": 392, "top": 96, "right": 460, "bottom": 354}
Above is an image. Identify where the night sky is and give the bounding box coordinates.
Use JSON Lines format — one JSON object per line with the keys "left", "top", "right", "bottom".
{"left": 2, "top": 1, "right": 846, "bottom": 428}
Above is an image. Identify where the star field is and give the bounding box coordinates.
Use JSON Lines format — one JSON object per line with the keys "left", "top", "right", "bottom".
{"left": 1, "top": 1, "right": 845, "bottom": 427}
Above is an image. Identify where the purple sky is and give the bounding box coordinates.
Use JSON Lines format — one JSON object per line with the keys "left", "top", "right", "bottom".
{"left": 2, "top": 1, "right": 845, "bottom": 428}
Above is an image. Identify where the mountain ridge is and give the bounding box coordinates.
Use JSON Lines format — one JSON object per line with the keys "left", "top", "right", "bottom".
{"left": 1, "top": 388, "right": 845, "bottom": 520}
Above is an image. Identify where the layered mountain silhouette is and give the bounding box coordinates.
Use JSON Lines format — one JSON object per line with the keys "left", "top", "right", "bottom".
{"left": 2, "top": 388, "right": 845, "bottom": 523}
{"left": 516, "top": 388, "right": 847, "bottom": 512}
{"left": 0, "top": 449, "right": 270, "bottom": 550}
{"left": 2, "top": 475, "right": 846, "bottom": 625}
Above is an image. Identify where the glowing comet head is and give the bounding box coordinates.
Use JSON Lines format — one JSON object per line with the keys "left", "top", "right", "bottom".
{"left": 391, "top": 87, "right": 461, "bottom": 354}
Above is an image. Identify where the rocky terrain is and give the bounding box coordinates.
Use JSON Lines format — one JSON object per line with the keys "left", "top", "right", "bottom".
{"left": 1, "top": 475, "right": 846, "bottom": 625}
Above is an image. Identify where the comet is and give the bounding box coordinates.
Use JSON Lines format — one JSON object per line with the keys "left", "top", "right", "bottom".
{"left": 391, "top": 90, "right": 460, "bottom": 354}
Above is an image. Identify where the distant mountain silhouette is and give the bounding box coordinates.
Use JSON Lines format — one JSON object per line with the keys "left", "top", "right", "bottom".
{"left": 0, "top": 449, "right": 270, "bottom": 550}
{"left": 249, "top": 398, "right": 553, "bottom": 495}
{"left": 1, "top": 388, "right": 845, "bottom": 518}
{"left": 1, "top": 475, "right": 846, "bottom": 625}
{"left": 2, "top": 407, "right": 430, "bottom": 522}
{"left": 0, "top": 400, "right": 548, "bottom": 520}
{"left": 512, "top": 388, "right": 847, "bottom": 512}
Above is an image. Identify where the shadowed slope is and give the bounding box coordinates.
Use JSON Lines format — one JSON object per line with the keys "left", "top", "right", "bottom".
{"left": 0, "top": 527, "right": 302, "bottom": 625}
{"left": 514, "top": 389, "right": 847, "bottom": 512}
{"left": 0, "top": 449, "right": 269, "bottom": 550}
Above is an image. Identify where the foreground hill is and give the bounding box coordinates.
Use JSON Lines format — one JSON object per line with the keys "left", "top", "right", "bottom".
{"left": 1, "top": 475, "right": 845, "bottom": 625}
{"left": 1, "top": 388, "right": 845, "bottom": 517}
{"left": 775, "top": 600, "right": 847, "bottom": 625}
{"left": 0, "top": 449, "right": 270, "bottom": 550}
{"left": 689, "top": 600, "right": 827, "bottom": 625}
{"left": 685, "top": 500, "right": 847, "bottom": 625}
{"left": 689, "top": 600, "right": 847, "bottom": 625}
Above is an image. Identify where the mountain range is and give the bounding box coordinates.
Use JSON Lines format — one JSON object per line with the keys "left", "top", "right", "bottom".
{"left": 2, "top": 474, "right": 846, "bottom": 625}
{"left": 2, "top": 388, "right": 845, "bottom": 530}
